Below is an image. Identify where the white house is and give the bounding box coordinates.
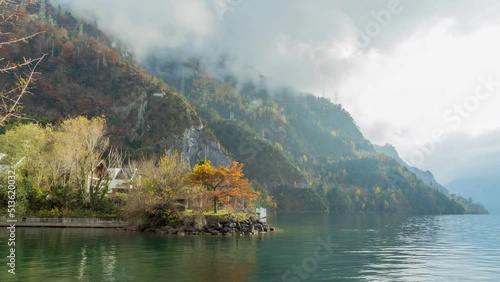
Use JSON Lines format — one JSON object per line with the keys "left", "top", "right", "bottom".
{"left": 87, "top": 161, "right": 137, "bottom": 194}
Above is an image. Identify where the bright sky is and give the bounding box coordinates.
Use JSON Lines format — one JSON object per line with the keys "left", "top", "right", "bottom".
{"left": 54, "top": 0, "right": 500, "bottom": 185}
{"left": 338, "top": 19, "right": 500, "bottom": 182}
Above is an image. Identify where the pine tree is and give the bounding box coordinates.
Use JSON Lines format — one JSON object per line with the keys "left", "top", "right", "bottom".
{"left": 39, "top": 0, "right": 46, "bottom": 22}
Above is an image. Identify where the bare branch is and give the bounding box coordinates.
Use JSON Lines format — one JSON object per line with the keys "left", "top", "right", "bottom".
{"left": 0, "top": 54, "right": 45, "bottom": 126}
{"left": 0, "top": 55, "right": 43, "bottom": 73}
{"left": 0, "top": 31, "right": 45, "bottom": 47}
{"left": 0, "top": 0, "right": 45, "bottom": 126}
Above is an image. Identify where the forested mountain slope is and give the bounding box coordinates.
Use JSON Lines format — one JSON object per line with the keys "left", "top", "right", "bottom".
{"left": 1, "top": 1, "right": 230, "bottom": 167}
{"left": 148, "top": 57, "right": 484, "bottom": 214}
{"left": 1, "top": 1, "right": 486, "bottom": 213}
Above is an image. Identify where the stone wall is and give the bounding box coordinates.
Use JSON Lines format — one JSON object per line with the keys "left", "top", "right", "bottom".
{"left": 0, "top": 217, "right": 127, "bottom": 228}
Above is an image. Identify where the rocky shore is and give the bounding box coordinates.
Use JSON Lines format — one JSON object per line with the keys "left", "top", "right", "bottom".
{"left": 145, "top": 216, "right": 276, "bottom": 236}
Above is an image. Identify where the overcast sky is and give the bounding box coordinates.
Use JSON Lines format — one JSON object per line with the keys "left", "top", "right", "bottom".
{"left": 52, "top": 0, "right": 500, "bottom": 185}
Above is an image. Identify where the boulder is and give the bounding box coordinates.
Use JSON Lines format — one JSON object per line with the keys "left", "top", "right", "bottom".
{"left": 255, "top": 224, "right": 264, "bottom": 232}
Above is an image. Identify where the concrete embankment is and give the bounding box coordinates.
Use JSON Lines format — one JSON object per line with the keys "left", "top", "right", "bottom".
{"left": 0, "top": 216, "right": 127, "bottom": 228}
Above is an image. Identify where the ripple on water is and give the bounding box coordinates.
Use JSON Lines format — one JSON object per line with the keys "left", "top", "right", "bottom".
{"left": 1, "top": 214, "right": 499, "bottom": 281}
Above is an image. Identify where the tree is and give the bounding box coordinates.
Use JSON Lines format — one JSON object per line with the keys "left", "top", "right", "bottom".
{"left": 0, "top": 122, "right": 52, "bottom": 213}
{"left": 124, "top": 152, "right": 190, "bottom": 227}
{"left": 51, "top": 116, "right": 121, "bottom": 208}
{"left": 0, "top": 123, "right": 52, "bottom": 209}
{"left": 0, "top": 0, "right": 44, "bottom": 126}
{"left": 39, "top": 0, "right": 46, "bottom": 21}
{"left": 188, "top": 161, "right": 258, "bottom": 213}
{"left": 0, "top": 116, "right": 122, "bottom": 213}
{"left": 133, "top": 152, "right": 189, "bottom": 201}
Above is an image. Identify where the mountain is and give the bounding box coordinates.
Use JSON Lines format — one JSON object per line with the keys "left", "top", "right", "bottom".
{"left": 2, "top": 1, "right": 230, "bottom": 168}
{"left": 374, "top": 144, "right": 488, "bottom": 214}
{"left": 374, "top": 144, "right": 449, "bottom": 194}
{"left": 147, "top": 56, "right": 478, "bottom": 214}
{"left": 2, "top": 1, "right": 486, "bottom": 214}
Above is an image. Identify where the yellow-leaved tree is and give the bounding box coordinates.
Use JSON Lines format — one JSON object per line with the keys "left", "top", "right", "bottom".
{"left": 124, "top": 152, "right": 190, "bottom": 226}
{"left": 134, "top": 152, "right": 189, "bottom": 201}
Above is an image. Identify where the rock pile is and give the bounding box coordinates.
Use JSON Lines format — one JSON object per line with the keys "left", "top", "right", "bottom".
{"left": 155, "top": 217, "right": 276, "bottom": 236}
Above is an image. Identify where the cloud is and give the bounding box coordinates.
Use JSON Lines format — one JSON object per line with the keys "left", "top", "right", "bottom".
{"left": 424, "top": 129, "right": 500, "bottom": 184}
{"left": 52, "top": 0, "right": 500, "bottom": 183}
{"left": 53, "top": 0, "right": 218, "bottom": 58}
{"left": 51, "top": 0, "right": 500, "bottom": 88}
{"left": 338, "top": 19, "right": 500, "bottom": 183}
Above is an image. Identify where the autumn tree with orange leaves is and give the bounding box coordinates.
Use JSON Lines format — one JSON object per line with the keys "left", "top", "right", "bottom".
{"left": 188, "top": 161, "right": 259, "bottom": 213}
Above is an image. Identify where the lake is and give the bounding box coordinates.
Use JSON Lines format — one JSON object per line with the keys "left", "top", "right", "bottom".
{"left": 1, "top": 213, "right": 499, "bottom": 281}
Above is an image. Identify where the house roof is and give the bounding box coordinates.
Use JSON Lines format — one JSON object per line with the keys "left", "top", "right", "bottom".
{"left": 107, "top": 168, "right": 137, "bottom": 180}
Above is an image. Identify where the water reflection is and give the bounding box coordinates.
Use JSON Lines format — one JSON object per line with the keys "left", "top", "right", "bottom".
{"left": 357, "top": 215, "right": 500, "bottom": 282}
{"left": 0, "top": 214, "right": 498, "bottom": 281}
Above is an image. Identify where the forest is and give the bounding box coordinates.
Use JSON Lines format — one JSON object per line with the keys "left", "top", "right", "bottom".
{"left": 0, "top": 0, "right": 487, "bottom": 217}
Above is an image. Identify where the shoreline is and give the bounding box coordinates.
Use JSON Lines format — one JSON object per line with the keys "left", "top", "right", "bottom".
{"left": 0, "top": 216, "right": 127, "bottom": 228}
{"left": 0, "top": 216, "right": 277, "bottom": 236}
{"left": 144, "top": 216, "right": 276, "bottom": 236}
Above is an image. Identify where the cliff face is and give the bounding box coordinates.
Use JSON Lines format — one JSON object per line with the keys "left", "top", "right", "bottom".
{"left": 207, "top": 119, "right": 309, "bottom": 189}
{"left": 175, "top": 125, "right": 231, "bottom": 168}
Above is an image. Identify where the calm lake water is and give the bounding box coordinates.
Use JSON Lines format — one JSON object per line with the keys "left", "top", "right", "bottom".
{"left": 1, "top": 213, "right": 499, "bottom": 281}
